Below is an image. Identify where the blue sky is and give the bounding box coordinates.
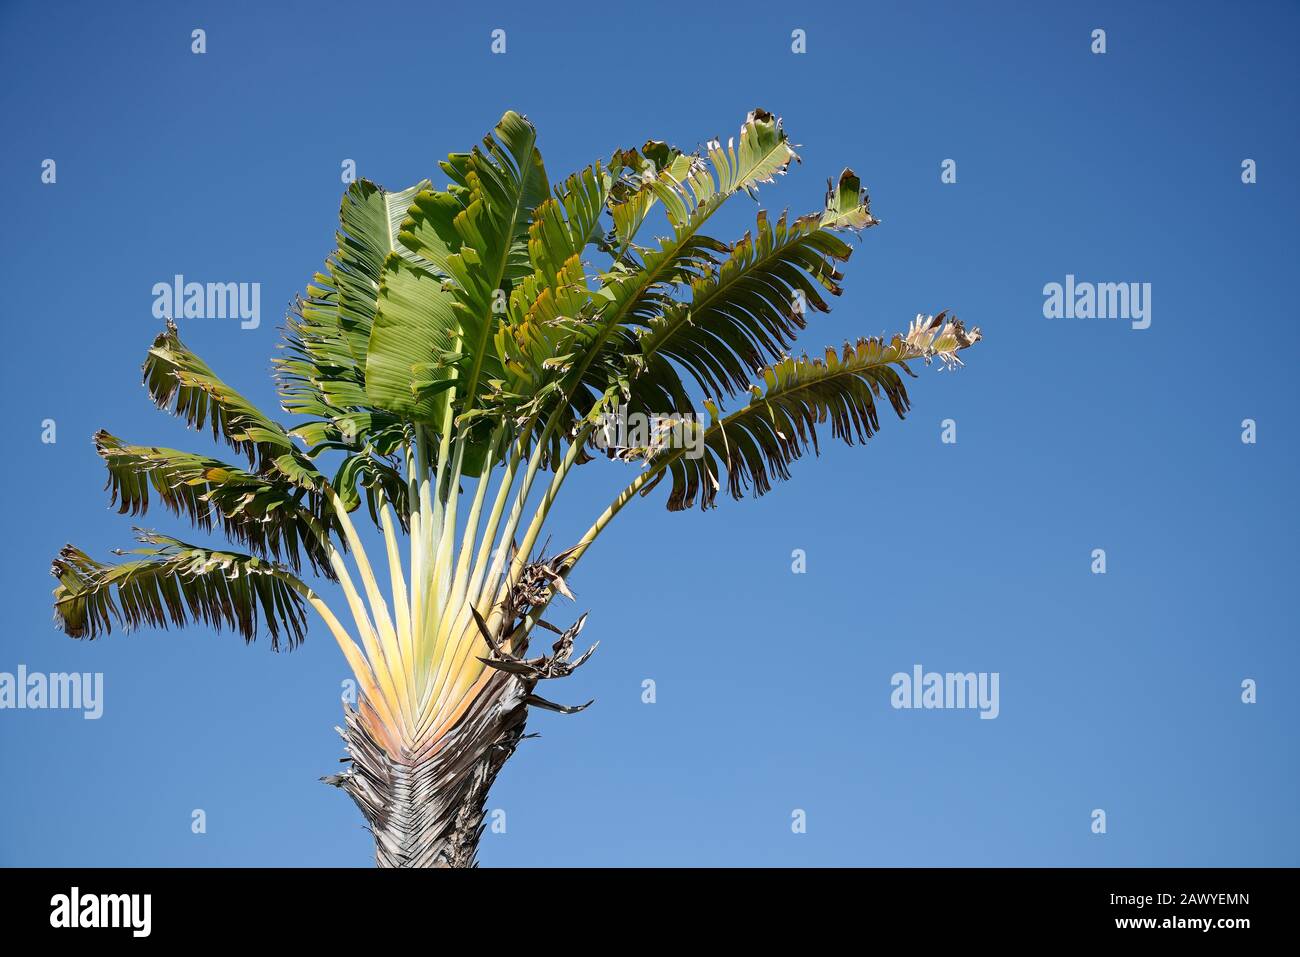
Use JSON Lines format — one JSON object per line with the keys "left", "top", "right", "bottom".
{"left": 1, "top": 0, "right": 1297, "bottom": 866}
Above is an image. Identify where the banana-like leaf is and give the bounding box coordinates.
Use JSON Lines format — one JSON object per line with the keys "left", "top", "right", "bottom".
{"left": 605, "top": 140, "right": 686, "bottom": 251}
{"left": 633, "top": 200, "right": 868, "bottom": 403}
{"left": 277, "top": 178, "right": 429, "bottom": 441}
{"left": 642, "top": 315, "right": 981, "bottom": 510}
{"left": 51, "top": 531, "right": 308, "bottom": 649}
{"left": 95, "top": 431, "right": 338, "bottom": 579}
{"left": 535, "top": 166, "right": 874, "bottom": 459}
{"left": 490, "top": 165, "right": 612, "bottom": 440}
{"left": 144, "top": 320, "right": 323, "bottom": 490}
{"left": 371, "top": 112, "right": 549, "bottom": 422}
{"left": 442, "top": 111, "right": 550, "bottom": 410}
{"left": 364, "top": 255, "right": 460, "bottom": 421}
{"left": 532, "top": 164, "right": 609, "bottom": 275}
{"left": 563, "top": 111, "right": 800, "bottom": 408}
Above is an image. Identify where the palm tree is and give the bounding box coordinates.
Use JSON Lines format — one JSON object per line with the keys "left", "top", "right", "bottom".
{"left": 50, "top": 110, "right": 979, "bottom": 867}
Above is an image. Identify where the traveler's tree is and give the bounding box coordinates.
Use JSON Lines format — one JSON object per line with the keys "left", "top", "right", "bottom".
{"left": 51, "top": 110, "right": 979, "bottom": 866}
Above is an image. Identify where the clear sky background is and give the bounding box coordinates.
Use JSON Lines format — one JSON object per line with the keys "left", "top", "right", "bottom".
{"left": 1, "top": 0, "right": 1296, "bottom": 866}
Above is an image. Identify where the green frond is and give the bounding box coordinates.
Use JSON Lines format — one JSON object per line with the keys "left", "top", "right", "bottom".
{"left": 277, "top": 178, "right": 429, "bottom": 440}
{"left": 642, "top": 314, "right": 981, "bottom": 510}
{"left": 144, "top": 320, "right": 324, "bottom": 490}
{"left": 605, "top": 140, "right": 687, "bottom": 251}
{"left": 364, "top": 255, "right": 461, "bottom": 421}
{"left": 633, "top": 193, "right": 869, "bottom": 402}
{"left": 556, "top": 111, "right": 800, "bottom": 412}
{"left": 94, "top": 431, "right": 339, "bottom": 579}
{"left": 51, "top": 531, "right": 309, "bottom": 649}
{"left": 486, "top": 165, "right": 615, "bottom": 441}
{"left": 371, "top": 111, "right": 550, "bottom": 424}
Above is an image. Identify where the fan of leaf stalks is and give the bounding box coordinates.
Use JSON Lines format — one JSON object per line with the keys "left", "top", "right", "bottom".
{"left": 50, "top": 110, "right": 980, "bottom": 866}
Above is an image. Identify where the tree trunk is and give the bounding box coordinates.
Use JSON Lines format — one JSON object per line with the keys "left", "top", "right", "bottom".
{"left": 324, "top": 670, "right": 530, "bottom": 868}
{"left": 324, "top": 574, "right": 594, "bottom": 868}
